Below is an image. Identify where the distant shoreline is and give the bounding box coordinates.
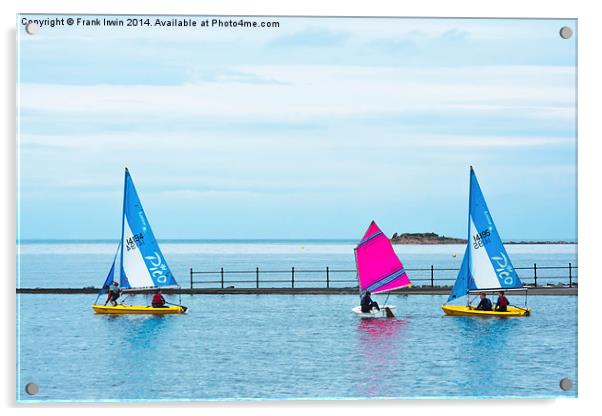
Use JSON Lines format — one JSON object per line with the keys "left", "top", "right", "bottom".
{"left": 17, "top": 237, "right": 578, "bottom": 245}
{"left": 390, "top": 232, "right": 577, "bottom": 245}
{"left": 391, "top": 240, "right": 577, "bottom": 245}
{"left": 503, "top": 241, "right": 577, "bottom": 245}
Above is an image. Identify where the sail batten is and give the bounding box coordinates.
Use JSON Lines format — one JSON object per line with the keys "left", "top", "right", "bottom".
{"left": 447, "top": 168, "right": 522, "bottom": 302}
{"left": 355, "top": 221, "right": 412, "bottom": 295}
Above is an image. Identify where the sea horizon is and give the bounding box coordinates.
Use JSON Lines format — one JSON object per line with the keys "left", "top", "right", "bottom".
{"left": 16, "top": 237, "right": 578, "bottom": 244}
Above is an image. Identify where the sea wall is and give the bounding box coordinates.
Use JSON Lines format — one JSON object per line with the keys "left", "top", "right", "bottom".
{"left": 16, "top": 287, "right": 577, "bottom": 295}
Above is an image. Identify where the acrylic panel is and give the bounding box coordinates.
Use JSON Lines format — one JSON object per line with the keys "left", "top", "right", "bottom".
{"left": 16, "top": 15, "right": 577, "bottom": 402}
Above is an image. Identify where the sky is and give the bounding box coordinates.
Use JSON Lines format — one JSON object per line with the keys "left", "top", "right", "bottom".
{"left": 17, "top": 16, "right": 577, "bottom": 240}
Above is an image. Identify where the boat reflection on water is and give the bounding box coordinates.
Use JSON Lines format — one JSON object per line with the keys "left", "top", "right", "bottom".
{"left": 449, "top": 314, "right": 518, "bottom": 352}
{"left": 447, "top": 316, "right": 521, "bottom": 393}
{"left": 357, "top": 317, "right": 408, "bottom": 340}
{"left": 354, "top": 318, "right": 409, "bottom": 398}
{"left": 96, "top": 308, "right": 175, "bottom": 352}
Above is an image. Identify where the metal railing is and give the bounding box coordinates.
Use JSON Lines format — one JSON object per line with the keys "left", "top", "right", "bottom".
{"left": 189, "top": 263, "right": 577, "bottom": 289}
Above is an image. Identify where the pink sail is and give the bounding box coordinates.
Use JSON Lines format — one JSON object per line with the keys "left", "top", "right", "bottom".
{"left": 355, "top": 221, "right": 412, "bottom": 294}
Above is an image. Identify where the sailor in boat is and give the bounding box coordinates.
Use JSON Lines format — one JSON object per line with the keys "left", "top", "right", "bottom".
{"left": 151, "top": 289, "right": 167, "bottom": 308}
{"left": 105, "top": 282, "right": 122, "bottom": 306}
{"left": 361, "top": 291, "right": 381, "bottom": 313}
{"left": 475, "top": 292, "right": 493, "bottom": 311}
{"left": 495, "top": 291, "right": 509, "bottom": 312}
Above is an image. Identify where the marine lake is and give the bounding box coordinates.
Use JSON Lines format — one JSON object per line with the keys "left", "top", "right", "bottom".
{"left": 16, "top": 241, "right": 578, "bottom": 401}
{"left": 17, "top": 240, "right": 578, "bottom": 289}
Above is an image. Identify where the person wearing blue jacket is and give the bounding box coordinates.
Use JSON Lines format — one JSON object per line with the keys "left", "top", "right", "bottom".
{"left": 475, "top": 292, "right": 493, "bottom": 311}
{"left": 361, "top": 291, "right": 380, "bottom": 313}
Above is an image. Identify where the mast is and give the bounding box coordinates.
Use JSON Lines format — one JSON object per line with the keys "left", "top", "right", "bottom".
{"left": 466, "top": 166, "right": 473, "bottom": 306}
{"left": 354, "top": 247, "right": 361, "bottom": 299}
{"left": 119, "top": 168, "right": 128, "bottom": 286}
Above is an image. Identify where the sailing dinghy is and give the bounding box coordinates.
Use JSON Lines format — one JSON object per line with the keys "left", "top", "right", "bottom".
{"left": 441, "top": 167, "right": 530, "bottom": 317}
{"left": 92, "top": 168, "right": 187, "bottom": 315}
{"left": 352, "top": 221, "right": 412, "bottom": 318}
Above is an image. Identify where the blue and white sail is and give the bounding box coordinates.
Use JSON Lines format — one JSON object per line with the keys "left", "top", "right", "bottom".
{"left": 94, "top": 241, "right": 122, "bottom": 304}
{"left": 118, "top": 168, "right": 178, "bottom": 290}
{"left": 101, "top": 241, "right": 121, "bottom": 290}
{"left": 448, "top": 167, "right": 523, "bottom": 302}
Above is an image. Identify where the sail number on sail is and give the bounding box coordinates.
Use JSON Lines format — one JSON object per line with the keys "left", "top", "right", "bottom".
{"left": 473, "top": 227, "right": 515, "bottom": 285}
{"left": 472, "top": 229, "right": 491, "bottom": 249}
{"left": 125, "top": 233, "right": 144, "bottom": 251}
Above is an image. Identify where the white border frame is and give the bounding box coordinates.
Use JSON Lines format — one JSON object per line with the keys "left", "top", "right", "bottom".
{"left": 4, "top": 1, "right": 599, "bottom": 415}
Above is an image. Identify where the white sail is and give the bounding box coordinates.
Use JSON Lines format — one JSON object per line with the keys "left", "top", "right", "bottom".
{"left": 122, "top": 216, "right": 156, "bottom": 288}
{"left": 469, "top": 218, "right": 503, "bottom": 289}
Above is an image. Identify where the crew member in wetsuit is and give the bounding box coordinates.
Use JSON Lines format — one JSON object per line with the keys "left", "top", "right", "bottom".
{"left": 151, "top": 289, "right": 167, "bottom": 308}
{"left": 495, "top": 290, "right": 509, "bottom": 312}
{"left": 361, "top": 291, "right": 380, "bottom": 313}
{"left": 105, "top": 281, "right": 121, "bottom": 306}
{"left": 475, "top": 292, "right": 493, "bottom": 311}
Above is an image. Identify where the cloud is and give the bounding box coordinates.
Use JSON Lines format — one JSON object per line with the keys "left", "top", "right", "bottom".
{"left": 143, "top": 189, "right": 261, "bottom": 200}
{"left": 395, "top": 135, "right": 571, "bottom": 148}
{"left": 16, "top": 18, "right": 577, "bottom": 239}
{"left": 268, "top": 27, "right": 348, "bottom": 48}
{"left": 18, "top": 65, "right": 575, "bottom": 124}
{"left": 440, "top": 28, "right": 469, "bottom": 41}
{"left": 187, "top": 68, "right": 289, "bottom": 85}
{"left": 17, "top": 128, "right": 574, "bottom": 204}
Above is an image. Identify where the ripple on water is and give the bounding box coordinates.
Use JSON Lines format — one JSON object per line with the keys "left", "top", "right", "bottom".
{"left": 17, "top": 294, "right": 577, "bottom": 401}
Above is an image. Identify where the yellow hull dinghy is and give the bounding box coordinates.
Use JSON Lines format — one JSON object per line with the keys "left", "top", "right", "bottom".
{"left": 91, "top": 168, "right": 188, "bottom": 315}
{"left": 442, "top": 167, "right": 531, "bottom": 317}
{"left": 92, "top": 304, "right": 186, "bottom": 315}
{"left": 441, "top": 304, "right": 530, "bottom": 317}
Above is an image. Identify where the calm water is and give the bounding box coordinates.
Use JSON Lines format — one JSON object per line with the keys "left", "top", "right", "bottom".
{"left": 17, "top": 294, "right": 577, "bottom": 402}
{"left": 16, "top": 241, "right": 578, "bottom": 402}
{"left": 17, "top": 240, "right": 578, "bottom": 289}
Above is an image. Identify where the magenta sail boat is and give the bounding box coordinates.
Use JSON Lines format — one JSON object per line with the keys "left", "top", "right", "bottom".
{"left": 352, "top": 221, "right": 412, "bottom": 318}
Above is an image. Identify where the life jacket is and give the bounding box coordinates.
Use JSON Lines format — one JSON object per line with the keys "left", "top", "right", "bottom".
{"left": 498, "top": 295, "right": 509, "bottom": 307}
{"left": 152, "top": 293, "right": 164, "bottom": 305}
